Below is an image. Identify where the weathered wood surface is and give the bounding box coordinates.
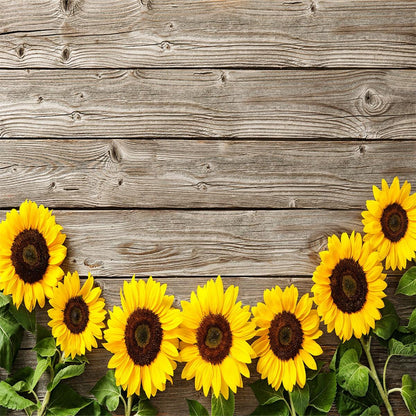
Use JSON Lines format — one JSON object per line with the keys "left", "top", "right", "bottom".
{"left": 0, "top": 208, "right": 383, "bottom": 277}
{"left": 1, "top": 139, "right": 416, "bottom": 209}
{"left": 0, "top": 70, "right": 415, "bottom": 138}
{"left": 4, "top": 277, "right": 415, "bottom": 415}
{"left": 0, "top": 0, "right": 415, "bottom": 68}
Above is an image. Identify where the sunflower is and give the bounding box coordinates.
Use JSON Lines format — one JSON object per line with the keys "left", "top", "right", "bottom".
{"left": 104, "top": 276, "right": 181, "bottom": 398}
{"left": 0, "top": 200, "right": 66, "bottom": 311}
{"left": 362, "top": 177, "right": 416, "bottom": 270}
{"left": 48, "top": 271, "right": 106, "bottom": 358}
{"left": 251, "top": 285, "right": 322, "bottom": 392}
{"left": 179, "top": 276, "right": 256, "bottom": 399}
{"left": 312, "top": 232, "right": 387, "bottom": 341}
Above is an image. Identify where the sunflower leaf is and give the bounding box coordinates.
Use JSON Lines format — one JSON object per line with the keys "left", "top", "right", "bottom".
{"left": 91, "top": 369, "right": 121, "bottom": 412}
{"left": 135, "top": 398, "right": 157, "bottom": 416}
{"left": 211, "top": 391, "right": 235, "bottom": 416}
{"left": 45, "top": 383, "right": 91, "bottom": 416}
{"left": 250, "top": 401, "right": 289, "bottom": 416}
{"left": 33, "top": 337, "right": 56, "bottom": 358}
{"left": 186, "top": 399, "right": 209, "bottom": 416}
{"left": 29, "top": 357, "right": 51, "bottom": 391}
{"left": 402, "top": 374, "right": 416, "bottom": 415}
{"left": 330, "top": 338, "right": 362, "bottom": 371}
{"left": 77, "top": 400, "right": 111, "bottom": 416}
{"left": 337, "top": 349, "right": 369, "bottom": 397}
{"left": 309, "top": 372, "right": 337, "bottom": 413}
{"left": 9, "top": 302, "right": 36, "bottom": 333}
{"left": 407, "top": 309, "right": 416, "bottom": 333}
{"left": 360, "top": 405, "right": 381, "bottom": 416}
{"left": 6, "top": 367, "right": 34, "bottom": 392}
{"left": 388, "top": 338, "right": 416, "bottom": 357}
{"left": 0, "top": 292, "right": 11, "bottom": 308}
{"left": 48, "top": 363, "right": 86, "bottom": 392}
{"left": 0, "top": 306, "right": 24, "bottom": 371}
{"left": 0, "top": 381, "right": 36, "bottom": 410}
{"left": 250, "top": 379, "right": 286, "bottom": 405}
{"left": 373, "top": 299, "right": 399, "bottom": 340}
{"left": 290, "top": 384, "right": 309, "bottom": 416}
{"left": 396, "top": 267, "right": 416, "bottom": 296}
{"left": 306, "top": 360, "right": 324, "bottom": 380}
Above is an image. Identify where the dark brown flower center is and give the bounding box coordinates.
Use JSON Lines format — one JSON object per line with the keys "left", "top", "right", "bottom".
{"left": 196, "top": 314, "right": 232, "bottom": 364}
{"left": 63, "top": 296, "right": 89, "bottom": 334}
{"left": 381, "top": 203, "right": 408, "bottom": 242}
{"left": 124, "top": 308, "right": 163, "bottom": 366}
{"left": 269, "top": 311, "right": 303, "bottom": 360}
{"left": 330, "top": 258, "right": 368, "bottom": 313}
{"left": 11, "top": 229, "right": 50, "bottom": 284}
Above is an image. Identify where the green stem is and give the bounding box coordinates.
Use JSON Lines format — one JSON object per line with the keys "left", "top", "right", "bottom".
{"left": 125, "top": 395, "right": 133, "bottom": 416}
{"left": 383, "top": 355, "right": 392, "bottom": 393}
{"left": 388, "top": 388, "right": 402, "bottom": 396}
{"left": 288, "top": 392, "right": 296, "bottom": 416}
{"left": 360, "top": 337, "right": 394, "bottom": 416}
{"left": 37, "top": 389, "right": 51, "bottom": 416}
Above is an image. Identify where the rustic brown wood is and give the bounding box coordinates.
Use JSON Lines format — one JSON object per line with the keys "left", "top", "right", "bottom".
{"left": 0, "top": 70, "right": 415, "bottom": 138}
{"left": 1, "top": 139, "right": 416, "bottom": 209}
{"left": 0, "top": 208, "right": 382, "bottom": 277}
{"left": 0, "top": 0, "right": 415, "bottom": 68}
{"left": 4, "top": 276, "right": 414, "bottom": 415}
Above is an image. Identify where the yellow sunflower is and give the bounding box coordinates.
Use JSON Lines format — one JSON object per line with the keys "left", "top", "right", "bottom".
{"left": 251, "top": 285, "right": 322, "bottom": 392}
{"left": 362, "top": 177, "right": 416, "bottom": 270}
{"left": 179, "top": 276, "right": 256, "bottom": 399}
{"left": 48, "top": 271, "right": 106, "bottom": 358}
{"left": 312, "top": 232, "right": 387, "bottom": 341}
{"left": 104, "top": 276, "right": 181, "bottom": 398}
{"left": 0, "top": 200, "right": 66, "bottom": 311}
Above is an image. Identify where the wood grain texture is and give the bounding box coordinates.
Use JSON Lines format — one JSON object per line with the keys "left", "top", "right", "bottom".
{"left": 0, "top": 208, "right": 381, "bottom": 277}
{"left": 4, "top": 277, "right": 414, "bottom": 415}
{"left": 0, "top": 0, "right": 415, "bottom": 68}
{"left": 1, "top": 139, "right": 416, "bottom": 209}
{"left": 0, "top": 69, "right": 415, "bottom": 138}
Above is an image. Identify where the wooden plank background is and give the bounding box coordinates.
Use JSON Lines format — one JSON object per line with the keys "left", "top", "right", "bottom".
{"left": 0, "top": 0, "right": 415, "bottom": 414}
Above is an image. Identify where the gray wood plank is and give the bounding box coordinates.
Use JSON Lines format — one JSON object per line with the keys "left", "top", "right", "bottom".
{"left": 0, "top": 0, "right": 415, "bottom": 68}
{"left": 0, "top": 70, "right": 415, "bottom": 138}
{"left": 4, "top": 277, "right": 414, "bottom": 415}
{"left": 0, "top": 209, "right": 408, "bottom": 277}
{"left": 1, "top": 139, "right": 416, "bottom": 209}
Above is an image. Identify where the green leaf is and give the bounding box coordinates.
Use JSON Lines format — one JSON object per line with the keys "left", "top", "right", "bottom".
{"left": 309, "top": 372, "right": 337, "bottom": 413}
{"left": 33, "top": 336, "right": 56, "bottom": 357}
{"left": 402, "top": 374, "right": 416, "bottom": 415}
{"left": 304, "top": 407, "right": 326, "bottom": 416}
{"left": 408, "top": 309, "right": 416, "bottom": 333}
{"left": 0, "top": 381, "right": 36, "bottom": 410}
{"left": 0, "top": 307, "right": 24, "bottom": 371}
{"left": 388, "top": 338, "right": 416, "bottom": 357}
{"left": 397, "top": 266, "right": 416, "bottom": 296}
{"left": 48, "top": 363, "right": 86, "bottom": 392}
{"left": 77, "top": 400, "right": 111, "bottom": 416}
{"left": 186, "top": 399, "right": 209, "bottom": 416}
{"left": 290, "top": 384, "right": 309, "bottom": 416}
{"left": 250, "top": 401, "right": 289, "bottom": 416}
{"left": 250, "top": 379, "right": 285, "bottom": 405}
{"left": 373, "top": 299, "right": 399, "bottom": 340}
{"left": 6, "top": 367, "right": 34, "bottom": 392}
{"left": 91, "top": 369, "right": 121, "bottom": 412}
{"left": 46, "top": 383, "right": 91, "bottom": 416}
{"left": 211, "top": 391, "right": 235, "bottom": 416}
{"left": 135, "top": 399, "right": 157, "bottom": 416}
{"left": 361, "top": 405, "right": 381, "bottom": 416}
{"left": 330, "top": 337, "right": 362, "bottom": 371}
{"left": 0, "top": 292, "right": 11, "bottom": 308}
{"left": 36, "top": 325, "right": 52, "bottom": 342}
{"left": 9, "top": 302, "right": 36, "bottom": 333}
{"left": 337, "top": 349, "right": 369, "bottom": 397}
{"left": 29, "top": 357, "right": 51, "bottom": 391}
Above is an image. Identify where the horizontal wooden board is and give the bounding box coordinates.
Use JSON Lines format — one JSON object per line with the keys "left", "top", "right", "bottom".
{"left": 1, "top": 139, "right": 416, "bottom": 209}
{"left": 0, "top": 70, "right": 415, "bottom": 138}
{"left": 0, "top": 0, "right": 415, "bottom": 68}
{"left": 4, "top": 277, "right": 415, "bottom": 415}
{"left": 0, "top": 209, "right": 377, "bottom": 277}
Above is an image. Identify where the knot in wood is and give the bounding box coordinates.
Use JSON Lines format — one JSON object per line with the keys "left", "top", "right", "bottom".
{"left": 359, "top": 88, "right": 390, "bottom": 116}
